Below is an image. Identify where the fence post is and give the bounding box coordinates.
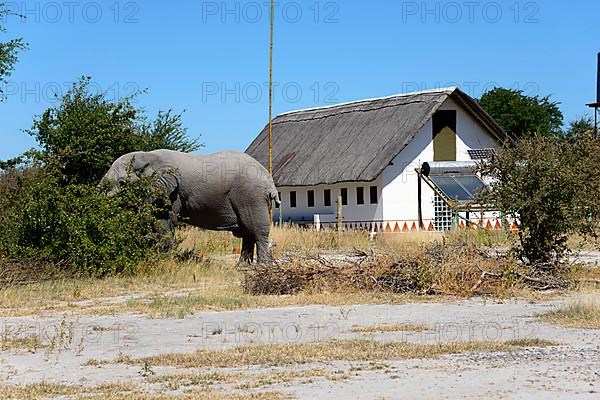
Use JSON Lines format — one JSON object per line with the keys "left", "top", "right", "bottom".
{"left": 279, "top": 201, "right": 283, "bottom": 227}
{"left": 337, "top": 195, "right": 343, "bottom": 232}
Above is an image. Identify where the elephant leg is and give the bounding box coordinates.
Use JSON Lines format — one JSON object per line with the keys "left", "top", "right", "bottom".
{"left": 239, "top": 236, "right": 255, "bottom": 265}
{"left": 157, "top": 218, "right": 176, "bottom": 251}
{"left": 229, "top": 191, "right": 274, "bottom": 265}
{"left": 255, "top": 238, "right": 273, "bottom": 265}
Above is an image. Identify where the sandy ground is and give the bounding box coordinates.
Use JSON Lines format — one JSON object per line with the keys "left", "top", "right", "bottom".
{"left": 0, "top": 296, "right": 599, "bottom": 399}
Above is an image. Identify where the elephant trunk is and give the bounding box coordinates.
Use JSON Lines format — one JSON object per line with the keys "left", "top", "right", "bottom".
{"left": 269, "top": 185, "right": 281, "bottom": 206}
{"left": 98, "top": 166, "right": 121, "bottom": 196}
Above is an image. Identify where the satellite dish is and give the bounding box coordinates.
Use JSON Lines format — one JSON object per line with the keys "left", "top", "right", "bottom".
{"left": 421, "top": 162, "right": 431, "bottom": 177}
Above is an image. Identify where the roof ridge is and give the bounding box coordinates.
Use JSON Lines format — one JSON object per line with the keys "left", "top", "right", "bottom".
{"left": 278, "top": 86, "right": 458, "bottom": 117}
{"left": 274, "top": 99, "right": 432, "bottom": 125}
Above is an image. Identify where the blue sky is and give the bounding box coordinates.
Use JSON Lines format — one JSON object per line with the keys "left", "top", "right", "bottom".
{"left": 0, "top": 0, "right": 598, "bottom": 160}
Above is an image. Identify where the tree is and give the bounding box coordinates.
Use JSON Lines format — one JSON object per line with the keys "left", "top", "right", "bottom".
{"left": 0, "top": 77, "right": 203, "bottom": 276}
{"left": 565, "top": 116, "right": 595, "bottom": 139}
{"left": 140, "top": 109, "right": 201, "bottom": 154}
{"left": 0, "top": 3, "right": 26, "bottom": 100}
{"left": 26, "top": 77, "right": 202, "bottom": 185}
{"left": 481, "top": 136, "right": 600, "bottom": 268}
{"left": 478, "top": 88, "right": 563, "bottom": 138}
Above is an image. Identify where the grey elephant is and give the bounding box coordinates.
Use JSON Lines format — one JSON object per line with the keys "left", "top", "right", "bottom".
{"left": 101, "top": 149, "right": 280, "bottom": 264}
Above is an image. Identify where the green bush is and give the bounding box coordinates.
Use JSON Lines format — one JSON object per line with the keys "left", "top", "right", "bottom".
{"left": 0, "top": 76, "right": 201, "bottom": 278}
{"left": 481, "top": 136, "right": 600, "bottom": 268}
{"left": 0, "top": 170, "right": 166, "bottom": 276}
{"left": 27, "top": 77, "right": 201, "bottom": 185}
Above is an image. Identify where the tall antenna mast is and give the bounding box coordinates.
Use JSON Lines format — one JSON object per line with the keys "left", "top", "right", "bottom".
{"left": 268, "top": 0, "right": 275, "bottom": 176}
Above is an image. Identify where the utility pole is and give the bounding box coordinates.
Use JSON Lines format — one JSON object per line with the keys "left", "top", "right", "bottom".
{"left": 268, "top": 0, "right": 275, "bottom": 223}
{"left": 268, "top": 0, "right": 275, "bottom": 176}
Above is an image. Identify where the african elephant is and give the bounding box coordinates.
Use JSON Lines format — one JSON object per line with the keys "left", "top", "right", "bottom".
{"left": 101, "top": 149, "right": 280, "bottom": 264}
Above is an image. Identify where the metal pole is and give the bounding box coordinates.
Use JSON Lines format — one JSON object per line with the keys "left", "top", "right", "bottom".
{"left": 268, "top": 0, "right": 275, "bottom": 223}
{"left": 268, "top": 0, "right": 274, "bottom": 177}
{"left": 417, "top": 173, "right": 423, "bottom": 230}
{"left": 586, "top": 53, "right": 600, "bottom": 138}
{"left": 594, "top": 107, "right": 598, "bottom": 139}
{"left": 337, "top": 195, "right": 343, "bottom": 232}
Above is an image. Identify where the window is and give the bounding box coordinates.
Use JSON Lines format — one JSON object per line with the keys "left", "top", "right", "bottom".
{"left": 275, "top": 192, "right": 281, "bottom": 208}
{"left": 341, "top": 188, "right": 348, "bottom": 206}
{"left": 307, "top": 190, "right": 315, "bottom": 207}
{"left": 290, "top": 191, "right": 297, "bottom": 208}
{"left": 356, "top": 187, "right": 364, "bottom": 205}
{"left": 432, "top": 110, "right": 457, "bottom": 162}
{"left": 370, "top": 186, "right": 378, "bottom": 204}
{"left": 324, "top": 189, "right": 331, "bottom": 207}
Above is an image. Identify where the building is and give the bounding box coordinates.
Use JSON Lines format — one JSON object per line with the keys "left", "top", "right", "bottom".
{"left": 246, "top": 87, "right": 511, "bottom": 232}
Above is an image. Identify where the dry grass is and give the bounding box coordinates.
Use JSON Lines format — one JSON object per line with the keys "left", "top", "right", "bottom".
{"left": 351, "top": 323, "right": 430, "bottom": 333}
{"left": 95, "top": 287, "right": 422, "bottom": 319}
{"left": 148, "top": 368, "right": 350, "bottom": 392}
{"left": 0, "top": 382, "right": 136, "bottom": 400}
{"left": 0, "top": 226, "right": 591, "bottom": 318}
{"left": 0, "top": 255, "right": 426, "bottom": 318}
{"left": 539, "top": 296, "right": 600, "bottom": 329}
{"left": 0, "top": 378, "right": 290, "bottom": 400}
{"left": 269, "top": 225, "right": 510, "bottom": 257}
{"left": 0, "top": 228, "right": 456, "bottom": 317}
{"left": 0, "top": 383, "right": 79, "bottom": 400}
{"left": 0, "top": 381, "right": 289, "bottom": 400}
{"left": 0, "top": 334, "right": 45, "bottom": 352}
{"left": 567, "top": 233, "right": 600, "bottom": 252}
{"left": 0, "top": 254, "right": 237, "bottom": 317}
{"left": 121, "top": 338, "right": 554, "bottom": 369}
{"left": 0, "top": 258, "right": 77, "bottom": 290}
{"left": 234, "top": 368, "right": 350, "bottom": 390}
{"left": 567, "top": 264, "right": 600, "bottom": 291}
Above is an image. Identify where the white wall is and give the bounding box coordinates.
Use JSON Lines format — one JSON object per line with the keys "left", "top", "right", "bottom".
{"left": 274, "top": 96, "right": 503, "bottom": 228}
{"left": 381, "top": 97, "right": 502, "bottom": 223}
{"left": 276, "top": 179, "right": 383, "bottom": 224}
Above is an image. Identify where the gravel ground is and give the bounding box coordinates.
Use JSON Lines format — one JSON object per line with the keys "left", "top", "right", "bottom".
{"left": 0, "top": 297, "right": 598, "bottom": 399}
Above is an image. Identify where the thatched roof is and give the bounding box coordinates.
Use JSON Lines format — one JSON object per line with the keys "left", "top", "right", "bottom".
{"left": 246, "top": 87, "right": 507, "bottom": 187}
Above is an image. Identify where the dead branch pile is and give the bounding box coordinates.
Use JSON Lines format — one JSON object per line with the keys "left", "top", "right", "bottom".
{"left": 242, "top": 242, "right": 568, "bottom": 296}
{"left": 0, "top": 258, "right": 76, "bottom": 289}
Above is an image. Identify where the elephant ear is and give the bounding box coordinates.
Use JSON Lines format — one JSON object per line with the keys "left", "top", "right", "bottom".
{"left": 153, "top": 169, "right": 179, "bottom": 196}
{"left": 131, "top": 153, "right": 179, "bottom": 196}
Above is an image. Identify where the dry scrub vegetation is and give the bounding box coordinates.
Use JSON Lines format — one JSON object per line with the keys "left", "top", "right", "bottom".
{"left": 145, "top": 368, "right": 352, "bottom": 392}
{"left": 243, "top": 226, "right": 583, "bottom": 297}
{"left": 117, "top": 338, "right": 554, "bottom": 369}
{"left": 85, "top": 339, "right": 551, "bottom": 396}
{"left": 0, "top": 226, "right": 597, "bottom": 317}
{"left": 539, "top": 296, "right": 600, "bottom": 329}
{"left": 351, "top": 323, "right": 430, "bottom": 333}
{"left": 0, "top": 381, "right": 289, "bottom": 400}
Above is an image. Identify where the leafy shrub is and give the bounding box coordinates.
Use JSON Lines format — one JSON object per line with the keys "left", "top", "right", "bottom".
{"left": 0, "top": 169, "right": 167, "bottom": 276}
{"left": 0, "top": 76, "right": 202, "bottom": 278}
{"left": 481, "top": 136, "right": 600, "bottom": 268}
{"left": 25, "top": 76, "right": 201, "bottom": 185}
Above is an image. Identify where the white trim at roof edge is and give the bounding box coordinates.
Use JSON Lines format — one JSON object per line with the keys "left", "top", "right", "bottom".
{"left": 277, "top": 87, "right": 459, "bottom": 117}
